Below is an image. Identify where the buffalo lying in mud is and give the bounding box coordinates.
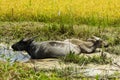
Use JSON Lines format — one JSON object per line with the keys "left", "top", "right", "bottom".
{"left": 64, "top": 36, "right": 109, "bottom": 53}
{"left": 12, "top": 36, "right": 109, "bottom": 59}
{"left": 12, "top": 37, "right": 80, "bottom": 59}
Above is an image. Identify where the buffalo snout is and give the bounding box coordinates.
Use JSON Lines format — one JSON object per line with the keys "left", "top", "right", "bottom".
{"left": 12, "top": 44, "right": 19, "bottom": 51}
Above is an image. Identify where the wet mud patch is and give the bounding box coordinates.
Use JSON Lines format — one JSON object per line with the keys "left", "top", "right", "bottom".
{"left": 0, "top": 43, "right": 30, "bottom": 63}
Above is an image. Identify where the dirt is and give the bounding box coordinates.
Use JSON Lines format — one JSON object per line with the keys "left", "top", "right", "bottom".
{"left": 25, "top": 52, "right": 120, "bottom": 77}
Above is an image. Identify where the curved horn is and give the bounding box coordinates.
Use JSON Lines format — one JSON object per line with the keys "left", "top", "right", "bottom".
{"left": 22, "top": 36, "right": 38, "bottom": 42}
{"left": 30, "top": 36, "right": 38, "bottom": 40}
{"left": 92, "top": 36, "right": 100, "bottom": 40}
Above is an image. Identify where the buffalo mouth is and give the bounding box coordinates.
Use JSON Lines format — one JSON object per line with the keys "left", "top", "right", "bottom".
{"left": 12, "top": 45, "right": 21, "bottom": 51}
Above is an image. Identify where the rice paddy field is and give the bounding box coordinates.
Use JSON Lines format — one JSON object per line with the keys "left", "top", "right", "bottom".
{"left": 0, "top": 0, "right": 120, "bottom": 26}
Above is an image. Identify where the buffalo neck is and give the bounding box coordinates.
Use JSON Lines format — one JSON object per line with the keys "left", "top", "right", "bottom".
{"left": 26, "top": 41, "right": 37, "bottom": 58}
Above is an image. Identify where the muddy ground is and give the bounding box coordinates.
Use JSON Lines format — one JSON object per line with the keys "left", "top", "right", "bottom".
{"left": 0, "top": 43, "right": 120, "bottom": 78}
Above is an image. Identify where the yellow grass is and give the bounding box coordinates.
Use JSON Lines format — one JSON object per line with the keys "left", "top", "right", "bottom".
{"left": 0, "top": 0, "right": 120, "bottom": 25}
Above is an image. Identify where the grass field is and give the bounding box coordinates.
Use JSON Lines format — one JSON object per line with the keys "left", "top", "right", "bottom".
{"left": 0, "top": 0, "right": 120, "bottom": 26}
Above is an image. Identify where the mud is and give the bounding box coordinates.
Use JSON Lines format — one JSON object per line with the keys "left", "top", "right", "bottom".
{"left": 0, "top": 43, "right": 30, "bottom": 63}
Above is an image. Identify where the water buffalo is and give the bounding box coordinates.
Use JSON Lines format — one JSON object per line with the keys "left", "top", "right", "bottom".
{"left": 12, "top": 36, "right": 108, "bottom": 59}
{"left": 12, "top": 37, "right": 80, "bottom": 59}
{"left": 64, "top": 36, "right": 109, "bottom": 53}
